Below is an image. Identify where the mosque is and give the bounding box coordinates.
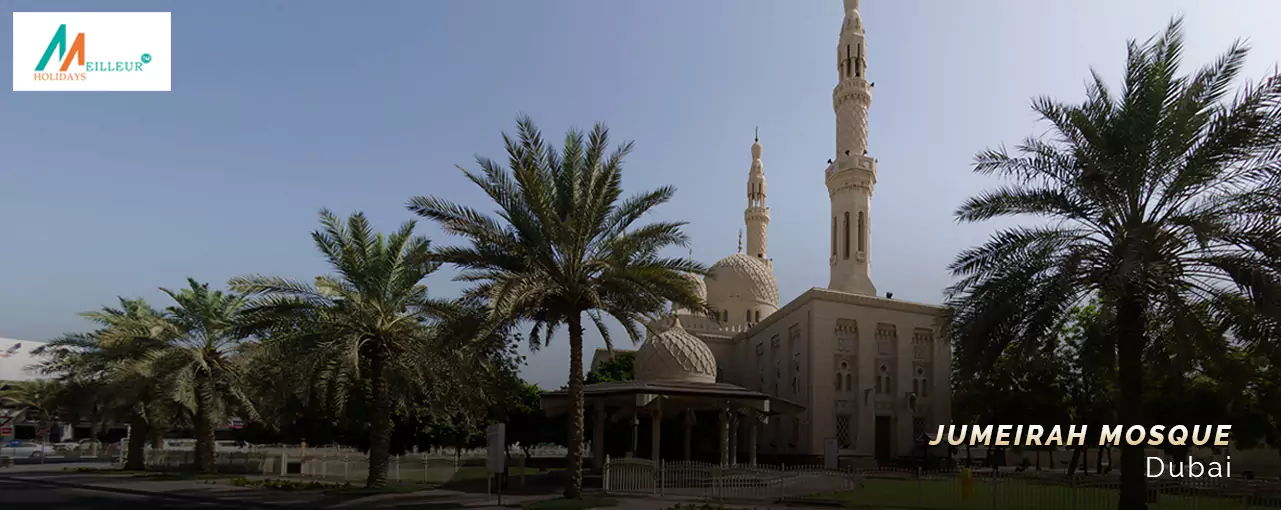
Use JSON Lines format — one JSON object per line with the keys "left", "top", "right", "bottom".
{"left": 543, "top": 0, "right": 950, "bottom": 466}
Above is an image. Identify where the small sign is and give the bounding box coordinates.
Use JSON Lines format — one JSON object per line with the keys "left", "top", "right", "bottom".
{"left": 485, "top": 424, "right": 506, "bottom": 473}
{"left": 823, "top": 437, "right": 839, "bottom": 469}
{"left": 0, "top": 426, "right": 12, "bottom": 436}
{"left": 37, "top": 428, "right": 49, "bottom": 437}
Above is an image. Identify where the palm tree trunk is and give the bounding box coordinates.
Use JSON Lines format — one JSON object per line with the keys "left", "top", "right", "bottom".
{"left": 365, "top": 344, "right": 393, "bottom": 488}
{"left": 193, "top": 375, "right": 217, "bottom": 473}
{"left": 125, "top": 414, "right": 148, "bottom": 471}
{"left": 149, "top": 424, "right": 165, "bottom": 449}
{"left": 1116, "top": 296, "right": 1147, "bottom": 510}
{"left": 564, "top": 312, "right": 586, "bottom": 499}
{"left": 89, "top": 418, "right": 100, "bottom": 457}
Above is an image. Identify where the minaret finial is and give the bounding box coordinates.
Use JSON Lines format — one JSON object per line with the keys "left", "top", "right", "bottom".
{"left": 738, "top": 230, "right": 743, "bottom": 253}
{"left": 755, "top": 126, "right": 759, "bottom": 143}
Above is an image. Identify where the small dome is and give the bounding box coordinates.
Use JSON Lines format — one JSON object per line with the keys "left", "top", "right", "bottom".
{"left": 705, "top": 253, "right": 779, "bottom": 307}
{"left": 634, "top": 318, "right": 717, "bottom": 383}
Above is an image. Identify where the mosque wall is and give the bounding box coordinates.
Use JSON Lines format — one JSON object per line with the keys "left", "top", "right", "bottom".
{"left": 734, "top": 290, "right": 949, "bottom": 462}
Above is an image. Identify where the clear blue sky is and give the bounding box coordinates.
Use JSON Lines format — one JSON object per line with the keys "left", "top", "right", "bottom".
{"left": 3, "top": 1, "right": 1278, "bottom": 388}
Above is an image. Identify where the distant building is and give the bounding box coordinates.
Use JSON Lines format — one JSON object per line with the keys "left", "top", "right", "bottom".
{"left": 589, "top": 348, "right": 636, "bottom": 373}
{"left": 0, "top": 338, "right": 42, "bottom": 382}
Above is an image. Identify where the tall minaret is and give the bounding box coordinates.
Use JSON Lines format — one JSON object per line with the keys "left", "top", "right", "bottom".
{"left": 745, "top": 129, "right": 771, "bottom": 265}
{"left": 826, "top": 0, "right": 877, "bottom": 295}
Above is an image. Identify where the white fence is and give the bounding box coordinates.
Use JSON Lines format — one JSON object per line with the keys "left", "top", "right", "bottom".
{"left": 603, "top": 458, "right": 860, "bottom": 502}
{"left": 140, "top": 448, "right": 540, "bottom": 485}
{"left": 151, "top": 442, "right": 567, "bottom": 459}
{"left": 603, "top": 459, "right": 1281, "bottom": 508}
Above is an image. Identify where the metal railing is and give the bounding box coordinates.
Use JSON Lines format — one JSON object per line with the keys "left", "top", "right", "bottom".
{"left": 602, "top": 459, "right": 1281, "bottom": 508}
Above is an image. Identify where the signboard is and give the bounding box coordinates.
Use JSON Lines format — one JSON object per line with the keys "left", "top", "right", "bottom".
{"left": 227, "top": 419, "right": 244, "bottom": 429}
{"left": 485, "top": 424, "right": 506, "bottom": 473}
{"left": 823, "top": 437, "right": 839, "bottom": 470}
{"left": 0, "top": 415, "right": 13, "bottom": 441}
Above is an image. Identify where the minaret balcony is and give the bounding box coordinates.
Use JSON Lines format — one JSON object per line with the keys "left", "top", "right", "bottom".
{"left": 825, "top": 156, "right": 877, "bottom": 195}
{"left": 832, "top": 78, "right": 871, "bottom": 110}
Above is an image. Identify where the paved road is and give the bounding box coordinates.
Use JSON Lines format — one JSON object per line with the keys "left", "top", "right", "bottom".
{"left": 0, "top": 479, "right": 246, "bottom": 509}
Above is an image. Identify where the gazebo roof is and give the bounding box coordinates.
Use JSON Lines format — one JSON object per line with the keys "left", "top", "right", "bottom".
{"left": 540, "top": 379, "right": 805, "bottom": 417}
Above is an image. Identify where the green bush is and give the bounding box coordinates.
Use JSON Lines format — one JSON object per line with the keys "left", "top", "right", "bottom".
{"left": 226, "top": 477, "right": 352, "bottom": 491}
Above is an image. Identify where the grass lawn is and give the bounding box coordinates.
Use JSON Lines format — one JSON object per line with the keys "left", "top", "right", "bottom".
{"left": 523, "top": 496, "right": 618, "bottom": 510}
{"left": 326, "top": 480, "right": 437, "bottom": 496}
{"left": 808, "top": 477, "right": 1265, "bottom": 510}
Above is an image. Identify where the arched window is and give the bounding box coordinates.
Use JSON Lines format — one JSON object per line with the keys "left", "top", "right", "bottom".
{"left": 746, "top": 310, "right": 752, "bottom": 323}
{"left": 843, "top": 212, "right": 850, "bottom": 259}
{"left": 755, "top": 310, "right": 761, "bottom": 322}
{"left": 835, "top": 372, "right": 842, "bottom": 391}
{"left": 855, "top": 43, "right": 863, "bottom": 77}
{"left": 831, "top": 217, "right": 837, "bottom": 256}
{"left": 845, "top": 44, "right": 852, "bottom": 78}
{"left": 845, "top": 374, "right": 853, "bottom": 392}
{"left": 857, "top": 211, "right": 866, "bottom": 252}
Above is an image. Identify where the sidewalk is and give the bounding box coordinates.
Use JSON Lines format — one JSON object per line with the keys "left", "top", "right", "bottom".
{"left": 0, "top": 468, "right": 836, "bottom": 510}
{"left": 0, "top": 469, "right": 549, "bottom": 509}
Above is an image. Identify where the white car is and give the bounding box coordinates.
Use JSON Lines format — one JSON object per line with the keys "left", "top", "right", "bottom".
{"left": 3, "top": 441, "right": 51, "bottom": 459}
{"left": 215, "top": 440, "right": 250, "bottom": 451}
{"left": 54, "top": 439, "right": 102, "bottom": 452}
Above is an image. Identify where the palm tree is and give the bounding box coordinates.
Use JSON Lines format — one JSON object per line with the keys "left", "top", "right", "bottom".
{"left": 137, "top": 279, "right": 259, "bottom": 473}
{"left": 409, "top": 116, "right": 709, "bottom": 498}
{"left": 231, "top": 210, "right": 499, "bottom": 488}
{"left": 947, "top": 19, "right": 1281, "bottom": 509}
{"left": 38, "top": 298, "right": 176, "bottom": 468}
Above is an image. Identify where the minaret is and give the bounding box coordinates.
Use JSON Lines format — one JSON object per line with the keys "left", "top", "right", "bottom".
{"left": 826, "top": 0, "right": 877, "bottom": 295}
{"left": 745, "top": 128, "right": 771, "bottom": 265}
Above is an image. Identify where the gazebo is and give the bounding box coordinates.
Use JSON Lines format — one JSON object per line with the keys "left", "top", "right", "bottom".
{"left": 542, "top": 317, "right": 804, "bottom": 469}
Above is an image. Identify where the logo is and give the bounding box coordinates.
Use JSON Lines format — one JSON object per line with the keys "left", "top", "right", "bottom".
{"left": 13, "top": 12, "right": 171, "bottom": 91}
{"left": 35, "top": 24, "right": 86, "bottom": 73}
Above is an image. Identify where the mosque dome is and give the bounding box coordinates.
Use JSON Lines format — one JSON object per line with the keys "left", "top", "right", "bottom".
{"left": 633, "top": 317, "right": 717, "bottom": 384}
{"left": 677, "top": 271, "right": 707, "bottom": 309}
{"left": 705, "top": 253, "right": 779, "bottom": 308}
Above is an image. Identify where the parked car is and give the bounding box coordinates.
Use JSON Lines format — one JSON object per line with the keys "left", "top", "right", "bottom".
{"left": 62, "top": 439, "right": 104, "bottom": 451}
{"left": 53, "top": 440, "right": 80, "bottom": 451}
{"left": 162, "top": 439, "right": 197, "bottom": 450}
{"left": 214, "top": 440, "right": 253, "bottom": 452}
{"left": 3, "top": 440, "right": 51, "bottom": 459}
